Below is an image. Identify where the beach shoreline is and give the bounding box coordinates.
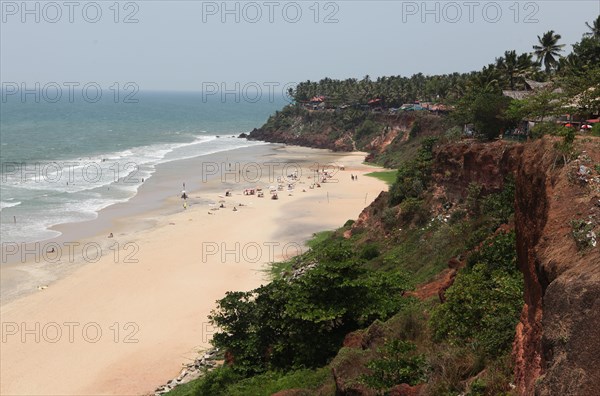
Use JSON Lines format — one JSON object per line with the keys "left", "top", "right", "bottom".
{"left": 0, "top": 143, "right": 389, "bottom": 395}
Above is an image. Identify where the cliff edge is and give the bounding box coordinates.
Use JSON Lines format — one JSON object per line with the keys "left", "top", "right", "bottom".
{"left": 513, "top": 138, "right": 600, "bottom": 395}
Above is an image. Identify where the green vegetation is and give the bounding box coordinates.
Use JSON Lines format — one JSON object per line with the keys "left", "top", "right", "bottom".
{"left": 256, "top": 19, "right": 598, "bottom": 146}
{"left": 168, "top": 16, "right": 600, "bottom": 396}
{"left": 208, "top": 238, "right": 411, "bottom": 375}
{"left": 168, "top": 172, "right": 520, "bottom": 395}
{"left": 570, "top": 219, "right": 597, "bottom": 250}
{"left": 306, "top": 230, "right": 334, "bottom": 249}
{"left": 529, "top": 122, "right": 568, "bottom": 140}
{"left": 456, "top": 91, "right": 515, "bottom": 141}
{"left": 169, "top": 367, "right": 332, "bottom": 396}
{"left": 388, "top": 137, "right": 437, "bottom": 206}
{"left": 364, "top": 170, "right": 397, "bottom": 185}
{"left": 361, "top": 340, "right": 428, "bottom": 392}
{"left": 431, "top": 232, "right": 523, "bottom": 359}
{"left": 355, "top": 119, "right": 383, "bottom": 141}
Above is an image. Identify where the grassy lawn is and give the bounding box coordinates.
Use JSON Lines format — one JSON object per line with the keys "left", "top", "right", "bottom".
{"left": 365, "top": 170, "right": 397, "bottom": 186}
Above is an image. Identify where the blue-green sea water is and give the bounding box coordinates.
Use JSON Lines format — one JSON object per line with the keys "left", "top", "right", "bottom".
{"left": 0, "top": 91, "right": 285, "bottom": 243}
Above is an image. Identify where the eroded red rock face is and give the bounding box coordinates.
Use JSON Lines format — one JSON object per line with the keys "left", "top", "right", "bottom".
{"left": 423, "top": 137, "right": 600, "bottom": 394}
{"left": 389, "top": 383, "right": 425, "bottom": 396}
{"left": 294, "top": 137, "right": 598, "bottom": 395}
{"left": 512, "top": 140, "right": 550, "bottom": 395}
{"left": 431, "top": 140, "right": 523, "bottom": 201}
{"left": 513, "top": 138, "right": 600, "bottom": 395}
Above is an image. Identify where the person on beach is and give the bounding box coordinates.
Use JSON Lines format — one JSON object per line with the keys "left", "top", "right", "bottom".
{"left": 183, "top": 201, "right": 187, "bottom": 209}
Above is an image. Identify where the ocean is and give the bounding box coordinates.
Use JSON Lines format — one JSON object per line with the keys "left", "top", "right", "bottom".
{"left": 0, "top": 91, "right": 285, "bottom": 244}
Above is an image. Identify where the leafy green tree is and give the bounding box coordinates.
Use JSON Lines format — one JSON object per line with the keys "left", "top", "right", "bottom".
{"left": 506, "top": 89, "right": 565, "bottom": 124}
{"left": 559, "top": 36, "right": 600, "bottom": 75}
{"left": 533, "top": 30, "right": 565, "bottom": 73}
{"left": 468, "top": 92, "right": 514, "bottom": 140}
{"left": 560, "top": 66, "right": 600, "bottom": 115}
{"left": 209, "top": 245, "right": 410, "bottom": 375}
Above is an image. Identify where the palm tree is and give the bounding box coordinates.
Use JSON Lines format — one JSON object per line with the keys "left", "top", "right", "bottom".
{"left": 468, "top": 65, "right": 500, "bottom": 93}
{"left": 584, "top": 15, "right": 600, "bottom": 39}
{"left": 533, "top": 30, "right": 565, "bottom": 73}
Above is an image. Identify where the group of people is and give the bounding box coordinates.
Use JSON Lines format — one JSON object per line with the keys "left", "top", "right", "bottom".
{"left": 178, "top": 167, "right": 354, "bottom": 213}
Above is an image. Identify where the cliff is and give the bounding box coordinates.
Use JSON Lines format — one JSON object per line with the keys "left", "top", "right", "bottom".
{"left": 336, "top": 137, "right": 600, "bottom": 395}
{"left": 513, "top": 138, "right": 600, "bottom": 395}
{"left": 247, "top": 107, "right": 446, "bottom": 167}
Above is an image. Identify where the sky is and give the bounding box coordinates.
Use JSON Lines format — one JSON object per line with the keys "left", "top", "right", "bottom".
{"left": 1, "top": 0, "right": 599, "bottom": 92}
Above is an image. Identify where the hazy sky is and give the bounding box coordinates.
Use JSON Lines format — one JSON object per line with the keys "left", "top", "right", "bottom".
{"left": 1, "top": 0, "right": 599, "bottom": 92}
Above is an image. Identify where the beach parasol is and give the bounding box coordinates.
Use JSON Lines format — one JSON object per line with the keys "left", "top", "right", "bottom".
{"left": 564, "top": 123, "right": 573, "bottom": 127}
{"left": 586, "top": 119, "right": 599, "bottom": 123}
{"left": 581, "top": 124, "right": 592, "bottom": 129}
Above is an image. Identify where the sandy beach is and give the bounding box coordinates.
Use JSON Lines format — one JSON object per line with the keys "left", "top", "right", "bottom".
{"left": 0, "top": 144, "right": 388, "bottom": 395}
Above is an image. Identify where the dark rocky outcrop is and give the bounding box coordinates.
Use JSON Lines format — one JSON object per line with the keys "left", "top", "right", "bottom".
{"left": 246, "top": 111, "right": 445, "bottom": 164}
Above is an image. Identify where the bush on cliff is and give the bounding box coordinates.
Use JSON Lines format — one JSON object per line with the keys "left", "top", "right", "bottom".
{"left": 430, "top": 232, "right": 523, "bottom": 359}
{"left": 209, "top": 240, "right": 410, "bottom": 375}
{"left": 388, "top": 137, "right": 437, "bottom": 206}
{"left": 529, "top": 122, "right": 569, "bottom": 139}
{"left": 360, "top": 339, "right": 429, "bottom": 391}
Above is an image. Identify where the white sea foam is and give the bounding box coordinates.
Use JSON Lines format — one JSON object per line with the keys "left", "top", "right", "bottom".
{"left": 0, "top": 200, "right": 21, "bottom": 211}
{"left": 0, "top": 134, "right": 267, "bottom": 244}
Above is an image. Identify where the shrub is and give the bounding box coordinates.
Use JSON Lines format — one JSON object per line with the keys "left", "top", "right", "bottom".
{"left": 382, "top": 207, "right": 398, "bottom": 229}
{"left": 194, "top": 366, "right": 241, "bottom": 396}
{"left": 399, "top": 198, "right": 430, "bottom": 226}
{"left": 361, "top": 244, "right": 381, "bottom": 260}
{"left": 361, "top": 340, "right": 429, "bottom": 392}
{"left": 466, "top": 182, "right": 483, "bottom": 215}
{"left": 570, "top": 219, "right": 597, "bottom": 250}
{"left": 409, "top": 118, "right": 422, "bottom": 138}
{"left": 389, "top": 138, "right": 437, "bottom": 206}
{"left": 444, "top": 126, "right": 464, "bottom": 142}
{"left": 356, "top": 119, "right": 382, "bottom": 141}
{"left": 482, "top": 176, "right": 516, "bottom": 226}
{"left": 425, "top": 344, "right": 482, "bottom": 395}
{"left": 529, "top": 122, "right": 567, "bottom": 139}
{"left": 430, "top": 232, "right": 523, "bottom": 359}
{"left": 449, "top": 209, "right": 467, "bottom": 224}
{"left": 209, "top": 254, "right": 410, "bottom": 374}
